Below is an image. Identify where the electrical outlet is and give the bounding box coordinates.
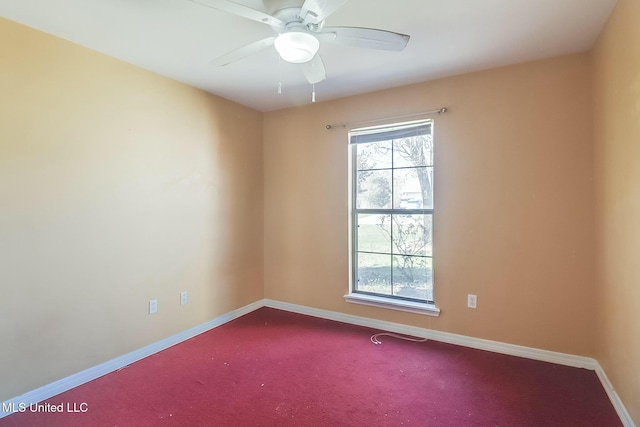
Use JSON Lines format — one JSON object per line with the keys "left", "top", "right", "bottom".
{"left": 180, "top": 291, "right": 188, "bottom": 305}
{"left": 149, "top": 299, "right": 158, "bottom": 314}
{"left": 467, "top": 294, "right": 477, "bottom": 309}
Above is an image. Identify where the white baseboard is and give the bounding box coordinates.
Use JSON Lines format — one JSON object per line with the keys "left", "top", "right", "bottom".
{"left": 0, "top": 300, "right": 262, "bottom": 419}
{"left": 595, "top": 365, "right": 636, "bottom": 427}
{"left": 263, "top": 299, "right": 636, "bottom": 427}
{"left": 264, "top": 299, "right": 596, "bottom": 367}
{"left": 2, "top": 298, "right": 635, "bottom": 427}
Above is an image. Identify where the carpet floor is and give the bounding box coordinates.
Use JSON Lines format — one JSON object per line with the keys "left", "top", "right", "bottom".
{"left": 0, "top": 307, "right": 622, "bottom": 426}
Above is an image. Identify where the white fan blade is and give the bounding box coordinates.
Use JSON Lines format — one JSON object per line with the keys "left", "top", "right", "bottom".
{"left": 319, "top": 26, "right": 410, "bottom": 51}
{"left": 211, "top": 37, "right": 276, "bottom": 66}
{"left": 300, "top": 0, "right": 347, "bottom": 25}
{"left": 301, "top": 54, "right": 327, "bottom": 84}
{"left": 189, "top": 0, "right": 284, "bottom": 28}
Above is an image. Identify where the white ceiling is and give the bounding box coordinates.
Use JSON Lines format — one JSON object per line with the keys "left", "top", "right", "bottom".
{"left": 0, "top": 0, "right": 617, "bottom": 112}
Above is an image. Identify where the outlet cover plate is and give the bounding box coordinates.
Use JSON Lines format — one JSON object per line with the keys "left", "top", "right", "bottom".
{"left": 467, "top": 294, "right": 477, "bottom": 309}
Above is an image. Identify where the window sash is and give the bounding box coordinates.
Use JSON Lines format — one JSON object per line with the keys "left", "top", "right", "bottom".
{"left": 353, "top": 211, "right": 434, "bottom": 304}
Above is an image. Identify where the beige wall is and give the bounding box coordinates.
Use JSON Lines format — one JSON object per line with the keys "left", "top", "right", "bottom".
{"left": 264, "top": 53, "right": 596, "bottom": 357}
{"left": 592, "top": 0, "right": 640, "bottom": 423}
{"left": 0, "top": 18, "right": 264, "bottom": 401}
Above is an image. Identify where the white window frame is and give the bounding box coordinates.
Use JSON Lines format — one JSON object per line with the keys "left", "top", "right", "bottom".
{"left": 345, "top": 119, "right": 440, "bottom": 316}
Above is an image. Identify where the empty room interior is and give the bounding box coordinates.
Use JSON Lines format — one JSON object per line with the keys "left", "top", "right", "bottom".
{"left": 0, "top": 0, "right": 639, "bottom": 425}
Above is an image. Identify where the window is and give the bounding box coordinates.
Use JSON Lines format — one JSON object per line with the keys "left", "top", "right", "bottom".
{"left": 347, "top": 120, "right": 436, "bottom": 313}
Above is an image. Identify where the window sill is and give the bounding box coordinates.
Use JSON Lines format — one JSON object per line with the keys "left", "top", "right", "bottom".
{"left": 344, "top": 293, "right": 440, "bottom": 317}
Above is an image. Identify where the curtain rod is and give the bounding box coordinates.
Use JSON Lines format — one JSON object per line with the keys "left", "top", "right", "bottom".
{"left": 325, "top": 107, "right": 448, "bottom": 130}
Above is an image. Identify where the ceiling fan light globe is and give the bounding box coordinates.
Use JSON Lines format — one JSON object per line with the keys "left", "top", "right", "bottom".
{"left": 274, "top": 31, "right": 319, "bottom": 64}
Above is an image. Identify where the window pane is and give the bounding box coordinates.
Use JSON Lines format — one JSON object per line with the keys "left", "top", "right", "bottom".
{"left": 392, "top": 256, "right": 433, "bottom": 301}
{"left": 393, "top": 167, "right": 433, "bottom": 209}
{"left": 393, "top": 135, "right": 433, "bottom": 168}
{"left": 392, "top": 214, "right": 432, "bottom": 256}
{"left": 357, "top": 214, "right": 390, "bottom": 254}
{"left": 357, "top": 169, "right": 392, "bottom": 209}
{"left": 356, "top": 253, "right": 391, "bottom": 295}
{"left": 357, "top": 141, "right": 392, "bottom": 170}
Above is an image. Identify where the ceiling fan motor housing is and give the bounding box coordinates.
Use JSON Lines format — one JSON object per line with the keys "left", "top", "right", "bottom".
{"left": 271, "top": 6, "right": 321, "bottom": 30}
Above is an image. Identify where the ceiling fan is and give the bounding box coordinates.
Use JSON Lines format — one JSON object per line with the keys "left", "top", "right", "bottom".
{"left": 189, "top": 0, "right": 410, "bottom": 85}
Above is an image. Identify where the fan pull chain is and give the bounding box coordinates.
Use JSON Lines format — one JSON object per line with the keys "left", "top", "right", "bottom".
{"left": 277, "top": 57, "right": 282, "bottom": 95}
{"left": 312, "top": 83, "right": 316, "bottom": 103}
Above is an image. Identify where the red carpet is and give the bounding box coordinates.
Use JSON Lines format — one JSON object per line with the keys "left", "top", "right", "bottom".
{"left": 0, "top": 307, "right": 622, "bottom": 426}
